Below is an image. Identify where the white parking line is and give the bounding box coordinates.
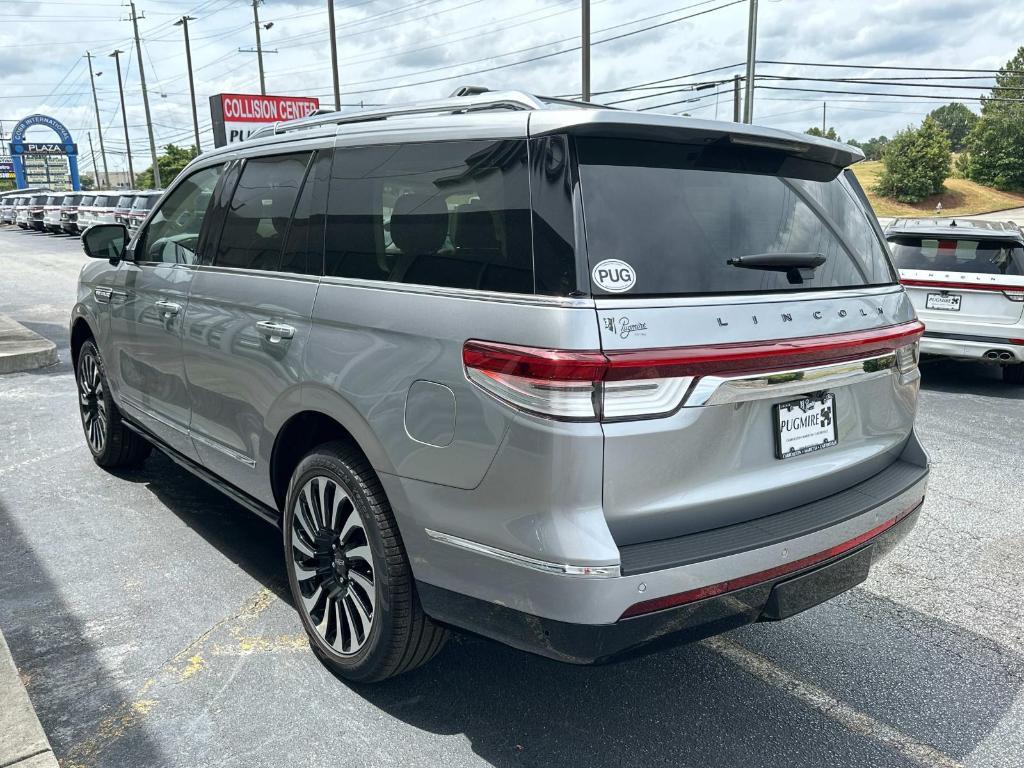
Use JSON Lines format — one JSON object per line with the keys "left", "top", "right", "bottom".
{"left": 704, "top": 636, "right": 964, "bottom": 768}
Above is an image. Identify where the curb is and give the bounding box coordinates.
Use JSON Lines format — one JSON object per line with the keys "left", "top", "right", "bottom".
{"left": 0, "top": 314, "right": 57, "bottom": 375}
{"left": 0, "top": 630, "right": 60, "bottom": 768}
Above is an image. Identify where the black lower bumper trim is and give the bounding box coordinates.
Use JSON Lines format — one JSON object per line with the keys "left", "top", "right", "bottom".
{"left": 417, "top": 506, "right": 921, "bottom": 665}
{"left": 924, "top": 331, "right": 1023, "bottom": 346}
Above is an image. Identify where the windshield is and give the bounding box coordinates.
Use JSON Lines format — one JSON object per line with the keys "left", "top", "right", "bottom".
{"left": 577, "top": 137, "right": 898, "bottom": 297}
{"left": 888, "top": 236, "right": 1024, "bottom": 276}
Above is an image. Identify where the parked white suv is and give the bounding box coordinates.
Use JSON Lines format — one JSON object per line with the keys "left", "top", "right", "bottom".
{"left": 886, "top": 218, "right": 1024, "bottom": 383}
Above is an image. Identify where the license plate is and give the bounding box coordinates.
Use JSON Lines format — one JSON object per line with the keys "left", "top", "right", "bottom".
{"left": 774, "top": 394, "right": 838, "bottom": 460}
{"left": 926, "top": 292, "right": 961, "bottom": 311}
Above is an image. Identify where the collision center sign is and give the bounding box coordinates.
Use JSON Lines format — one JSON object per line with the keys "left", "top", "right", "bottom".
{"left": 209, "top": 93, "right": 320, "bottom": 147}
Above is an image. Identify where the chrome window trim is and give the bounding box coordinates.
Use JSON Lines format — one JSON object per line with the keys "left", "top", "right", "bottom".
{"left": 195, "top": 264, "right": 321, "bottom": 283}
{"left": 318, "top": 275, "right": 596, "bottom": 308}
{"left": 424, "top": 529, "right": 621, "bottom": 578}
{"left": 593, "top": 285, "right": 905, "bottom": 309}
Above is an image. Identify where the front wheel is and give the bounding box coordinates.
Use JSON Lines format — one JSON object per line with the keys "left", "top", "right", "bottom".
{"left": 1003, "top": 363, "right": 1024, "bottom": 384}
{"left": 283, "top": 442, "right": 447, "bottom": 682}
{"left": 76, "top": 340, "right": 151, "bottom": 468}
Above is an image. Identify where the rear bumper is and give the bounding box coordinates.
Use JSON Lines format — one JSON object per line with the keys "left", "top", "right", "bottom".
{"left": 419, "top": 504, "right": 921, "bottom": 664}
{"left": 410, "top": 431, "right": 928, "bottom": 632}
{"left": 921, "top": 332, "right": 1024, "bottom": 363}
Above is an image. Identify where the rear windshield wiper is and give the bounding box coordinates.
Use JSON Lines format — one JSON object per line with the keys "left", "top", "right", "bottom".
{"left": 727, "top": 252, "right": 826, "bottom": 284}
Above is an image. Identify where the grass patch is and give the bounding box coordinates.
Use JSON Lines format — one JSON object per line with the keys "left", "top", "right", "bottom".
{"left": 852, "top": 160, "right": 1024, "bottom": 218}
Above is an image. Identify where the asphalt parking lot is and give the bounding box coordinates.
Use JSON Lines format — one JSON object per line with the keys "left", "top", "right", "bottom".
{"left": 1, "top": 226, "right": 1022, "bottom": 768}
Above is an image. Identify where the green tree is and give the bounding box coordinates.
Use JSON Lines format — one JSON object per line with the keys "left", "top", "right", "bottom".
{"left": 874, "top": 117, "right": 951, "bottom": 203}
{"left": 926, "top": 103, "right": 978, "bottom": 151}
{"left": 79, "top": 174, "right": 95, "bottom": 191}
{"left": 135, "top": 144, "right": 198, "bottom": 189}
{"left": 805, "top": 126, "right": 840, "bottom": 141}
{"left": 964, "top": 47, "right": 1024, "bottom": 190}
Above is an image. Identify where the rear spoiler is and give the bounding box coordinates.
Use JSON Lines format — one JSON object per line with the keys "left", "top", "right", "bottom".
{"left": 530, "top": 109, "right": 863, "bottom": 182}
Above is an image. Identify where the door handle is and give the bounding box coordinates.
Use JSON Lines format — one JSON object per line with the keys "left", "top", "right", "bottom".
{"left": 155, "top": 300, "right": 181, "bottom": 316}
{"left": 255, "top": 320, "right": 296, "bottom": 342}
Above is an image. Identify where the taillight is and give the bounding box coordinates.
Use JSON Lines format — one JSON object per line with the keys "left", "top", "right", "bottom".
{"left": 464, "top": 320, "right": 924, "bottom": 422}
{"left": 1003, "top": 290, "right": 1024, "bottom": 302}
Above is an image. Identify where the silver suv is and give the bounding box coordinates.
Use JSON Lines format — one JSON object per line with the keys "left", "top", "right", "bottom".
{"left": 71, "top": 89, "right": 929, "bottom": 682}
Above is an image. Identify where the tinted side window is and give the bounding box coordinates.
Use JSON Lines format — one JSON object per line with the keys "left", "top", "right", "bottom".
{"left": 281, "top": 150, "right": 330, "bottom": 275}
{"left": 214, "top": 152, "right": 311, "bottom": 272}
{"left": 325, "top": 140, "right": 534, "bottom": 294}
{"left": 140, "top": 164, "right": 223, "bottom": 264}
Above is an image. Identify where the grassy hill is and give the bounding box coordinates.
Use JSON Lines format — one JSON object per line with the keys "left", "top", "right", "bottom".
{"left": 851, "top": 160, "right": 1024, "bottom": 218}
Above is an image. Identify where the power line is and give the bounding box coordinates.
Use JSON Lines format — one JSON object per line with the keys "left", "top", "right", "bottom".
{"left": 757, "top": 59, "right": 1024, "bottom": 75}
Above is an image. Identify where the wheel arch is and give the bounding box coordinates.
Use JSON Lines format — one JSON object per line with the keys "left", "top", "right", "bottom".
{"left": 70, "top": 313, "right": 96, "bottom": 367}
{"left": 269, "top": 403, "right": 395, "bottom": 513}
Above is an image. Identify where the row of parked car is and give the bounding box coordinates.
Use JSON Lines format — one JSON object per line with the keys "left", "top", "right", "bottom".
{"left": 0, "top": 189, "right": 162, "bottom": 236}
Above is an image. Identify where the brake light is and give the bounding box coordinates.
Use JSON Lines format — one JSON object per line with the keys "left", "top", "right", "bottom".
{"left": 1003, "top": 290, "right": 1024, "bottom": 302}
{"left": 464, "top": 320, "right": 924, "bottom": 422}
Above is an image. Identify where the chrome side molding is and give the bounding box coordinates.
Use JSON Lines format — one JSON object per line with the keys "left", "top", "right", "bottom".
{"left": 424, "top": 528, "right": 621, "bottom": 578}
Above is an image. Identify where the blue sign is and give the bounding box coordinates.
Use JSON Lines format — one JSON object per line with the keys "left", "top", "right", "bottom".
{"left": 8, "top": 114, "right": 80, "bottom": 190}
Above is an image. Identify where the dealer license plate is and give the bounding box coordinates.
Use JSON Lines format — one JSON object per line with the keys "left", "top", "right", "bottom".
{"left": 774, "top": 394, "right": 838, "bottom": 460}
{"left": 926, "top": 292, "right": 961, "bottom": 311}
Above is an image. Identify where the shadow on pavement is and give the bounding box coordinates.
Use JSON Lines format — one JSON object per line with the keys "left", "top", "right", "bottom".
{"left": 117, "top": 452, "right": 1024, "bottom": 768}
{"left": 0, "top": 500, "right": 168, "bottom": 768}
{"left": 919, "top": 357, "right": 1024, "bottom": 400}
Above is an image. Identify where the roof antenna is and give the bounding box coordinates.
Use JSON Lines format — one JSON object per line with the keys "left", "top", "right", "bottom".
{"left": 950, "top": 219, "right": 957, "bottom": 227}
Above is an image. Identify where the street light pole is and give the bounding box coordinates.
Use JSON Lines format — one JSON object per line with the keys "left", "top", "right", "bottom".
{"left": 743, "top": 0, "right": 758, "bottom": 123}
{"left": 109, "top": 50, "right": 135, "bottom": 187}
{"left": 581, "top": 0, "right": 591, "bottom": 101}
{"left": 253, "top": 0, "right": 266, "bottom": 95}
{"left": 733, "top": 74, "right": 741, "bottom": 122}
{"left": 175, "top": 16, "right": 202, "bottom": 154}
{"left": 327, "top": 0, "right": 340, "bottom": 111}
{"left": 129, "top": 2, "right": 161, "bottom": 189}
{"left": 84, "top": 52, "right": 110, "bottom": 187}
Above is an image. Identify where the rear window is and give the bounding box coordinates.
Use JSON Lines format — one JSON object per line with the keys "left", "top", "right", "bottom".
{"left": 117, "top": 195, "right": 133, "bottom": 208}
{"left": 80, "top": 196, "right": 94, "bottom": 206}
{"left": 888, "top": 236, "right": 1024, "bottom": 276}
{"left": 45, "top": 195, "right": 58, "bottom": 205}
{"left": 132, "top": 195, "right": 157, "bottom": 210}
{"left": 577, "top": 137, "right": 897, "bottom": 297}
{"left": 63, "top": 194, "right": 82, "bottom": 205}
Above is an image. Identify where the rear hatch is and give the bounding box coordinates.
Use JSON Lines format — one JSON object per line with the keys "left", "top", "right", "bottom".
{"left": 890, "top": 234, "right": 1024, "bottom": 325}
{"left": 574, "top": 136, "right": 921, "bottom": 546}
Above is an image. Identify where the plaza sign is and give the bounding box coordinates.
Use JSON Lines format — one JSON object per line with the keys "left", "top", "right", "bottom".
{"left": 209, "top": 93, "right": 320, "bottom": 147}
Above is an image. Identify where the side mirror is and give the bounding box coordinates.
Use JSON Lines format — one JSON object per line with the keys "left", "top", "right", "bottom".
{"left": 82, "top": 224, "right": 128, "bottom": 262}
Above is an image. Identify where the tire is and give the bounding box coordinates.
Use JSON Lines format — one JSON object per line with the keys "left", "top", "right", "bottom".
{"left": 283, "top": 441, "right": 448, "bottom": 682}
{"left": 1003, "top": 363, "right": 1024, "bottom": 384}
{"left": 76, "top": 340, "right": 152, "bottom": 468}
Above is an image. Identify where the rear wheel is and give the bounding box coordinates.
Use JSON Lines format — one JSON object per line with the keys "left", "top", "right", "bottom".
{"left": 1003, "top": 363, "right": 1024, "bottom": 384}
{"left": 283, "top": 441, "right": 447, "bottom": 682}
{"left": 76, "top": 340, "right": 151, "bottom": 467}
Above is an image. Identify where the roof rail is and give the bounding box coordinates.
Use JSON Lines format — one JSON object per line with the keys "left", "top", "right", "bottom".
{"left": 248, "top": 89, "right": 547, "bottom": 141}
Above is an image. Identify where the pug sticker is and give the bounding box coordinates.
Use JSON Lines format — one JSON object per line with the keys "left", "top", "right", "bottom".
{"left": 591, "top": 259, "right": 636, "bottom": 293}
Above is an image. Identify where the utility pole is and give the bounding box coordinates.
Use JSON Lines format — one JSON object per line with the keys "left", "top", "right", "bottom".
{"left": 327, "top": 0, "right": 340, "bottom": 110}
{"left": 743, "top": 0, "right": 758, "bottom": 123}
{"left": 822, "top": 101, "right": 827, "bottom": 134}
{"left": 129, "top": 2, "right": 161, "bottom": 189}
{"left": 253, "top": 0, "right": 266, "bottom": 95}
{"left": 84, "top": 52, "right": 110, "bottom": 187}
{"left": 581, "top": 0, "right": 591, "bottom": 101}
{"left": 109, "top": 50, "right": 135, "bottom": 187}
{"left": 175, "top": 16, "right": 202, "bottom": 154}
{"left": 733, "top": 74, "right": 741, "bottom": 122}
{"left": 87, "top": 132, "right": 98, "bottom": 184}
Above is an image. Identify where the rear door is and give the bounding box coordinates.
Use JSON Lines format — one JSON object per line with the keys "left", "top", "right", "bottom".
{"left": 890, "top": 235, "right": 1024, "bottom": 325}
{"left": 574, "top": 137, "right": 920, "bottom": 545}
{"left": 182, "top": 149, "right": 326, "bottom": 505}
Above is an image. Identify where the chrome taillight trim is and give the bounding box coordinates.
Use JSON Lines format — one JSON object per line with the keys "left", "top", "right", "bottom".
{"left": 424, "top": 528, "right": 621, "bottom": 578}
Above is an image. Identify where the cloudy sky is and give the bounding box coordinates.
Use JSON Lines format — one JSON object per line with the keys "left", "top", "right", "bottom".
{"left": 3, "top": 0, "right": 1024, "bottom": 178}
